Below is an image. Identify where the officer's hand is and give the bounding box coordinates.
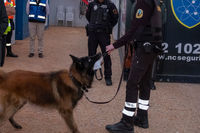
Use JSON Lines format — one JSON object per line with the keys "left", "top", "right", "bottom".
{"left": 106, "top": 44, "right": 115, "bottom": 55}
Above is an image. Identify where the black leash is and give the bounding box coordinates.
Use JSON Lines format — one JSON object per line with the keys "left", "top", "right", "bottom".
{"left": 84, "top": 66, "right": 124, "bottom": 104}
{"left": 84, "top": 45, "right": 129, "bottom": 104}
{"left": 94, "top": 68, "right": 103, "bottom": 80}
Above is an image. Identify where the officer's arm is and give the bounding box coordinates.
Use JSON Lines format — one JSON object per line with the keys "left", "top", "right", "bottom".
{"left": 86, "top": 3, "right": 92, "bottom": 22}
{"left": 113, "top": 0, "right": 154, "bottom": 49}
{"left": 109, "top": 3, "right": 119, "bottom": 27}
{"left": 0, "top": 1, "right": 8, "bottom": 36}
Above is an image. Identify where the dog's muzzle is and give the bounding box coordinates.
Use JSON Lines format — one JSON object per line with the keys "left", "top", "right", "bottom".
{"left": 93, "top": 57, "right": 103, "bottom": 71}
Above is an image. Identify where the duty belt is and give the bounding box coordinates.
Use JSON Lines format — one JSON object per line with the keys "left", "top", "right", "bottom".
{"left": 95, "top": 28, "right": 106, "bottom": 33}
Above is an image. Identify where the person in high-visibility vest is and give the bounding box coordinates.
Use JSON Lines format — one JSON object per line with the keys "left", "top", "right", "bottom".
{"left": 4, "top": 0, "right": 18, "bottom": 57}
{"left": 0, "top": 0, "right": 8, "bottom": 67}
{"left": 26, "top": 0, "right": 49, "bottom": 58}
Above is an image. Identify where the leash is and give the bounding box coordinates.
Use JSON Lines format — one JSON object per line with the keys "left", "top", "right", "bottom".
{"left": 94, "top": 68, "right": 103, "bottom": 80}
{"left": 84, "top": 45, "right": 129, "bottom": 104}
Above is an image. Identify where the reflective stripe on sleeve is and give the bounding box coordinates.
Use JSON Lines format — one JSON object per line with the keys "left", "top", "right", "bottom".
{"left": 39, "top": 3, "right": 46, "bottom": 7}
{"left": 29, "top": 14, "right": 35, "bottom": 18}
{"left": 138, "top": 99, "right": 149, "bottom": 105}
{"left": 125, "top": 102, "right": 137, "bottom": 108}
{"left": 122, "top": 109, "right": 135, "bottom": 117}
{"left": 38, "top": 15, "right": 46, "bottom": 19}
{"left": 30, "top": 1, "right": 37, "bottom": 5}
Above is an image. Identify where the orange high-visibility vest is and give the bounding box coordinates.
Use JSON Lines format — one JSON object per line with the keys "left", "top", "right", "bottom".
{"left": 4, "top": 0, "right": 16, "bottom": 19}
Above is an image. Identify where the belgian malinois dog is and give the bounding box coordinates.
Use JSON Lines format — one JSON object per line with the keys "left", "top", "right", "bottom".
{"left": 0, "top": 53, "right": 101, "bottom": 133}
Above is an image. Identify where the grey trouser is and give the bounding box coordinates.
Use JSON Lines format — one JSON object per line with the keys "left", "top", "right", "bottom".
{"left": 29, "top": 22, "right": 45, "bottom": 53}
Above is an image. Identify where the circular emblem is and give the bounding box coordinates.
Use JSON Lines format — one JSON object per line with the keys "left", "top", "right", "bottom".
{"left": 136, "top": 9, "right": 143, "bottom": 19}
{"left": 94, "top": 5, "right": 98, "bottom": 11}
{"left": 113, "top": 9, "right": 118, "bottom": 14}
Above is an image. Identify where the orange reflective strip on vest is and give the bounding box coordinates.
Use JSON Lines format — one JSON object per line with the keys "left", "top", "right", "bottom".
{"left": 4, "top": 0, "right": 16, "bottom": 19}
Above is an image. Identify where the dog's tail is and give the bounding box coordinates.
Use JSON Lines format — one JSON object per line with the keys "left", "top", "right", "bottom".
{"left": 0, "top": 70, "right": 5, "bottom": 82}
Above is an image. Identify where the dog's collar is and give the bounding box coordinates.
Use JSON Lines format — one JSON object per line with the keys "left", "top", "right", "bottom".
{"left": 69, "top": 72, "right": 88, "bottom": 92}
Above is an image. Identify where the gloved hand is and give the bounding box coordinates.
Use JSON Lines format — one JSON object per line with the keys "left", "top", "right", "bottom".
{"left": 106, "top": 44, "right": 115, "bottom": 55}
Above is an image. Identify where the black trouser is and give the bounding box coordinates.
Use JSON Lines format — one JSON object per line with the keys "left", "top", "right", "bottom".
{"left": 122, "top": 46, "right": 157, "bottom": 121}
{"left": 6, "top": 29, "right": 12, "bottom": 45}
{"left": 88, "top": 31, "right": 112, "bottom": 78}
{"left": 0, "top": 35, "right": 6, "bottom": 67}
{"left": 6, "top": 19, "right": 14, "bottom": 45}
{"left": 126, "top": 47, "right": 157, "bottom": 103}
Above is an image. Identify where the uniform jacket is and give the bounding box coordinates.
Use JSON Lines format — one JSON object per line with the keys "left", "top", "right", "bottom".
{"left": 26, "top": 0, "right": 49, "bottom": 23}
{"left": 113, "top": 0, "right": 161, "bottom": 49}
{"left": 0, "top": 0, "right": 8, "bottom": 37}
{"left": 86, "top": 0, "right": 118, "bottom": 29}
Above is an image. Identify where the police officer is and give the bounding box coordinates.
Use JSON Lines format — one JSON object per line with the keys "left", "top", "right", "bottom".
{"left": 0, "top": 0, "right": 8, "bottom": 67}
{"left": 4, "top": 0, "right": 18, "bottom": 57}
{"left": 105, "top": 0, "right": 163, "bottom": 132}
{"left": 86, "top": 0, "right": 118, "bottom": 86}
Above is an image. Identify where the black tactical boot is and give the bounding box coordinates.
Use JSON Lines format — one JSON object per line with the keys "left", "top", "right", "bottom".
{"left": 6, "top": 46, "right": 18, "bottom": 57}
{"left": 105, "top": 77, "right": 112, "bottom": 86}
{"left": 28, "top": 53, "right": 34, "bottom": 57}
{"left": 38, "top": 53, "right": 43, "bottom": 58}
{"left": 106, "top": 119, "right": 134, "bottom": 133}
{"left": 133, "top": 110, "right": 149, "bottom": 128}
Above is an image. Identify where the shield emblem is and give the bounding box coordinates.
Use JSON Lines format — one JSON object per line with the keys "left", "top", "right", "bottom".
{"left": 171, "top": 0, "right": 200, "bottom": 29}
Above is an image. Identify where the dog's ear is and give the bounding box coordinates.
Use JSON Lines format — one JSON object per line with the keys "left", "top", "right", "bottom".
{"left": 70, "top": 55, "right": 80, "bottom": 62}
{"left": 70, "top": 55, "right": 83, "bottom": 67}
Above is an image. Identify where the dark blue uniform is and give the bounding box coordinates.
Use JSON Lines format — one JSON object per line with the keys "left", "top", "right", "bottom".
{"left": 86, "top": 0, "right": 118, "bottom": 86}
{"left": 0, "top": 0, "right": 8, "bottom": 66}
{"left": 106, "top": 0, "right": 163, "bottom": 132}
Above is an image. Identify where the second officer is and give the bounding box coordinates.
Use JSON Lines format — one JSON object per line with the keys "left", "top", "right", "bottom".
{"left": 86, "top": 0, "right": 118, "bottom": 86}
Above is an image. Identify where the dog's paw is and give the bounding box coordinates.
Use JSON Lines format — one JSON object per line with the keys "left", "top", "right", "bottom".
{"left": 13, "top": 124, "right": 22, "bottom": 129}
{"left": 9, "top": 118, "right": 22, "bottom": 129}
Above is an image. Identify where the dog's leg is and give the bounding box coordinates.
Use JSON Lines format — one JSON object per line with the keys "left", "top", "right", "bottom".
{"left": 59, "top": 108, "right": 80, "bottom": 133}
{"left": 0, "top": 104, "right": 7, "bottom": 127}
{"left": 9, "top": 100, "right": 27, "bottom": 129}
{"left": 0, "top": 93, "right": 26, "bottom": 129}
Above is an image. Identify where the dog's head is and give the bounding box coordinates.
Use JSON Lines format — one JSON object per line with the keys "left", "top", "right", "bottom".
{"left": 70, "top": 53, "right": 101, "bottom": 88}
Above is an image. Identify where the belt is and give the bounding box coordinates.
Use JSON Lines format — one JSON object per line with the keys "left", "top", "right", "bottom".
{"left": 96, "top": 29, "right": 105, "bottom": 33}
{"left": 135, "top": 42, "right": 144, "bottom": 48}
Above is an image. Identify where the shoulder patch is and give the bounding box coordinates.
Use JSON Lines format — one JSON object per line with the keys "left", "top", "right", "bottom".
{"left": 136, "top": 9, "right": 143, "bottom": 19}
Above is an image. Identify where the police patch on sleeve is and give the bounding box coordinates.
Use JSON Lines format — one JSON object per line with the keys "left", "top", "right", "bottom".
{"left": 136, "top": 9, "right": 143, "bottom": 19}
